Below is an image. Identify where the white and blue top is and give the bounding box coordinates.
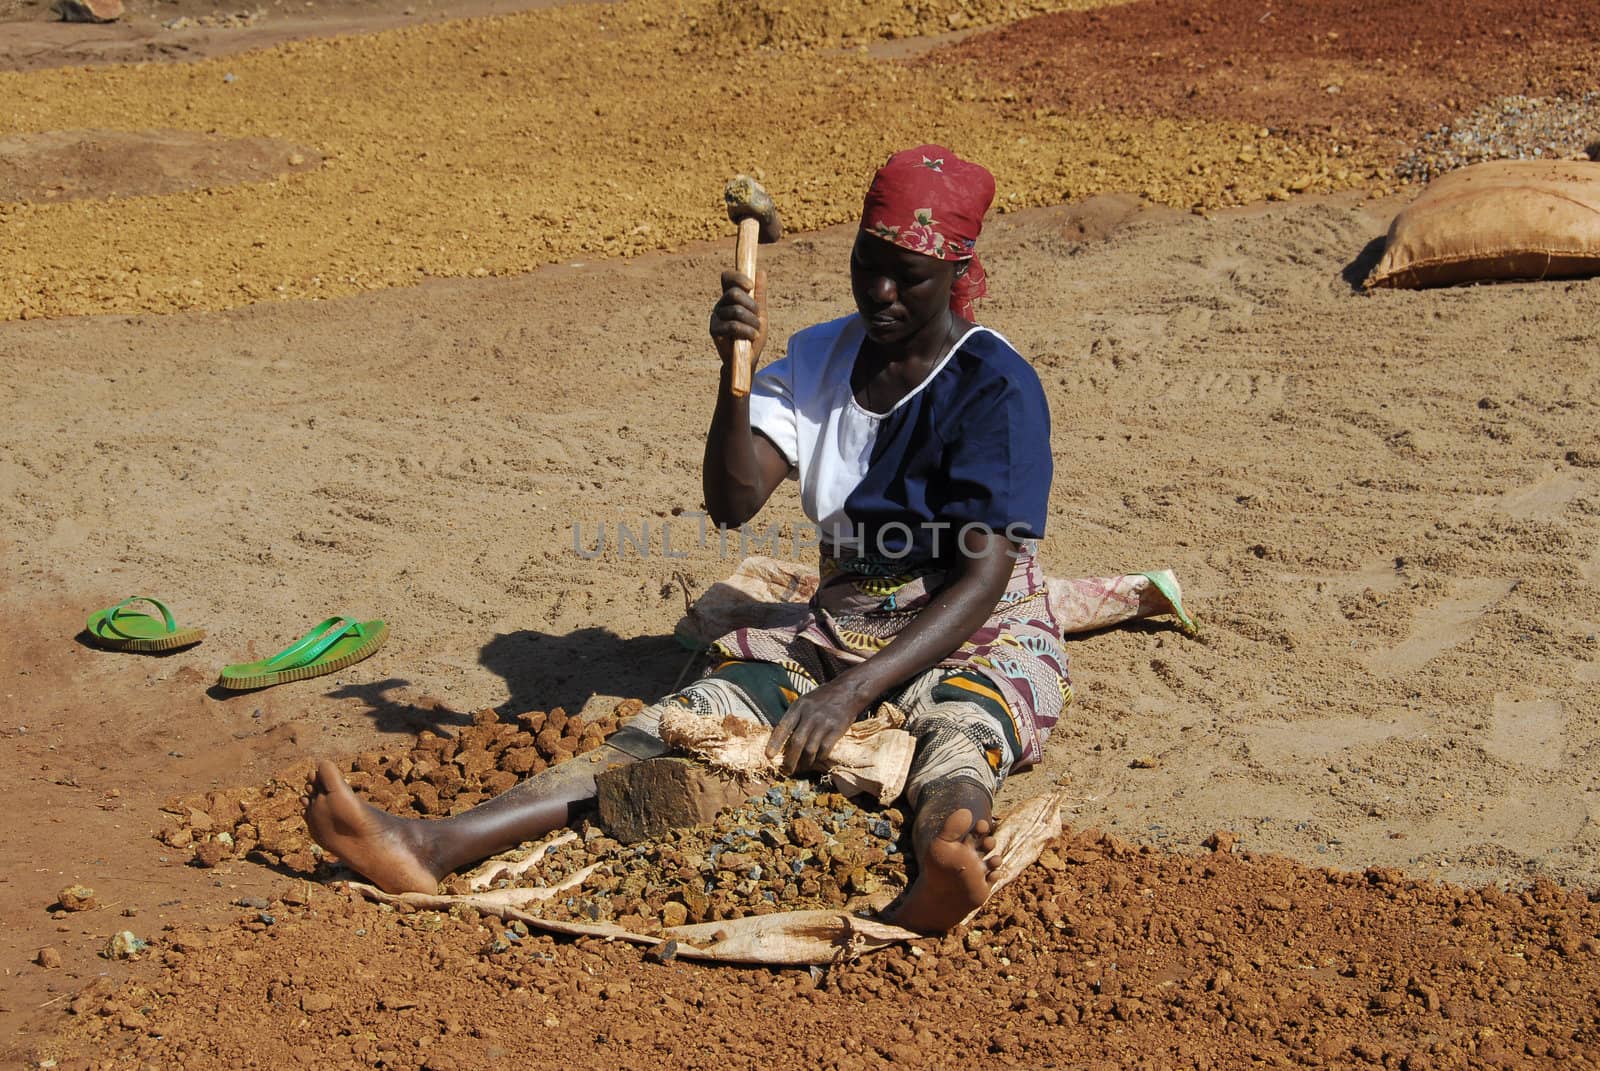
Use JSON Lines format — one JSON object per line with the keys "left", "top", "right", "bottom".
{"left": 747, "top": 314, "right": 1052, "bottom": 562}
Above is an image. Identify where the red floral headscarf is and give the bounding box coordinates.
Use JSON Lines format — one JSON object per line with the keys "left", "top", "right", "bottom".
{"left": 859, "top": 144, "right": 996, "bottom": 320}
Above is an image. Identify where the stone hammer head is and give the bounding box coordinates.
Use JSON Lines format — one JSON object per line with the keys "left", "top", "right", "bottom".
{"left": 724, "top": 175, "right": 783, "bottom": 244}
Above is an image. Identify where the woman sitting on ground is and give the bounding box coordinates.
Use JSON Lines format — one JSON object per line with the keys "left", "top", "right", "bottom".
{"left": 303, "top": 144, "right": 1069, "bottom": 933}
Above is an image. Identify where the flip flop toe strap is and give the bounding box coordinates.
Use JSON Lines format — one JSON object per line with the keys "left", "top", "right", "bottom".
{"left": 262, "top": 616, "right": 364, "bottom": 670}
{"left": 97, "top": 596, "right": 178, "bottom": 638}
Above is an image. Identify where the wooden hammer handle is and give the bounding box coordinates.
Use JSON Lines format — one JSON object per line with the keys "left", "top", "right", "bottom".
{"left": 730, "top": 216, "right": 760, "bottom": 398}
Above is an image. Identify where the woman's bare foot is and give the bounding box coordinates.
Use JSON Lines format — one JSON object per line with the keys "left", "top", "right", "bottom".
{"left": 302, "top": 760, "right": 443, "bottom": 894}
{"left": 884, "top": 807, "right": 999, "bottom": 933}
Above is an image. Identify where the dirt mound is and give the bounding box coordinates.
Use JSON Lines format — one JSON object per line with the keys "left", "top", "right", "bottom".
{"left": 40, "top": 827, "right": 1600, "bottom": 1068}
{"left": 0, "top": 129, "right": 321, "bottom": 203}
{"left": 932, "top": 0, "right": 1600, "bottom": 159}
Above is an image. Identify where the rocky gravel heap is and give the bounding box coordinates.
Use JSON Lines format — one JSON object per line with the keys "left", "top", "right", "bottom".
{"left": 159, "top": 702, "right": 639, "bottom": 874}
{"left": 1397, "top": 94, "right": 1600, "bottom": 183}
{"left": 461, "top": 783, "right": 908, "bottom": 933}
{"left": 159, "top": 700, "right": 910, "bottom": 925}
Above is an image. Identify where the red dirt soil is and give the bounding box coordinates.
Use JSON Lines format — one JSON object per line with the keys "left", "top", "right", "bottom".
{"left": 47, "top": 829, "right": 1600, "bottom": 1070}
{"left": 932, "top": 0, "right": 1600, "bottom": 151}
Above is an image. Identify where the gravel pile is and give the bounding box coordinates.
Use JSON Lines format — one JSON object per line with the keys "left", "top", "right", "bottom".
{"left": 158, "top": 702, "right": 638, "bottom": 873}
{"left": 458, "top": 783, "right": 909, "bottom": 934}
{"left": 1397, "top": 94, "right": 1600, "bottom": 183}
{"left": 159, "top": 700, "right": 909, "bottom": 925}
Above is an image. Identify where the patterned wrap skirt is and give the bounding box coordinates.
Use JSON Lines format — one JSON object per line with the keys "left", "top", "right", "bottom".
{"left": 708, "top": 544, "right": 1071, "bottom": 770}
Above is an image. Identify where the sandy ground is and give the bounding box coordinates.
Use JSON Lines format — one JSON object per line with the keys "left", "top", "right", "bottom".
{"left": 5, "top": 190, "right": 1600, "bottom": 1061}
{"left": 4, "top": 0, "right": 1600, "bottom": 1064}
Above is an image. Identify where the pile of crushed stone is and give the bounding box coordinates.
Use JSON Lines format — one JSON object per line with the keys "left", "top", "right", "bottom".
{"left": 1396, "top": 94, "right": 1600, "bottom": 183}
{"left": 453, "top": 783, "right": 909, "bottom": 933}
{"left": 158, "top": 702, "right": 640, "bottom": 874}
{"left": 159, "top": 698, "right": 912, "bottom": 926}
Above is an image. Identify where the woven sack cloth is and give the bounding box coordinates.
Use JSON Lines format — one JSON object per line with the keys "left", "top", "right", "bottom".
{"left": 1366, "top": 159, "right": 1600, "bottom": 290}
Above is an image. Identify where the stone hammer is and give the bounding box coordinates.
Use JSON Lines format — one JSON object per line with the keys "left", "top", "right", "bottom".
{"left": 723, "top": 174, "right": 783, "bottom": 397}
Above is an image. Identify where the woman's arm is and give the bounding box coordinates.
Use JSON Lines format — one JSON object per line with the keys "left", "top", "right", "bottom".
{"left": 705, "top": 269, "right": 791, "bottom": 528}
{"left": 767, "top": 526, "right": 1016, "bottom": 772}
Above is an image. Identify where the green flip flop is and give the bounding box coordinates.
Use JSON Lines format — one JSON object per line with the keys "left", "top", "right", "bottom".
{"left": 217, "top": 615, "right": 387, "bottom": 691}
{"left": 1140, "top": 570, "right": 1199, "bottom": 637}
{"left": 86, "top": 596, "right": 205, "bottom": 652}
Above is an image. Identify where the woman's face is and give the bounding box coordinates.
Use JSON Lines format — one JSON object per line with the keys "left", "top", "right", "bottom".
{"left": 850, "top": 232, "right": 958, "bottom": 345}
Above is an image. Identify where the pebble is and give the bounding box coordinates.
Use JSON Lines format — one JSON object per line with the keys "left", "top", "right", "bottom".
{"left": 300, "top": 992, "right": 335, "bottom": 1013}
{"left": 56, "top": 885, "right": 96, "bottom": 912}
{"left": 103, "top": 931, "right": 146, "bottom": 959}
{"left": 35, "top": 946, "right": 62, "bottom": 969}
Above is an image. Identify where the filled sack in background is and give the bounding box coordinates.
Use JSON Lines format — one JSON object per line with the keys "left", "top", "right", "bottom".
{"left": 1366, "top": 159, "right": 1600, "bottom": 290}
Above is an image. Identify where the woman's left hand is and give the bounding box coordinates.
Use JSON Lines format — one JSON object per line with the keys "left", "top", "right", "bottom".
{"left": 766, "top": 676, "right": 873, "bottom": 775}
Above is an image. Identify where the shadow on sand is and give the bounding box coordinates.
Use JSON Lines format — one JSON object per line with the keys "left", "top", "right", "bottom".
{"left": 1340, "top": 233, "right": 1387, "bottom": 292}
{"left": 322, "top": 677, "right": 478, "bottom": 734}
{"left": 477, "top": 627, "right": 697, "bottom": 717}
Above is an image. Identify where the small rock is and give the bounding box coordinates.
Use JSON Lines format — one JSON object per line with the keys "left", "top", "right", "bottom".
{"left": 789, "top": 816, "right": 826, "bottom": 848}
{"left": 103, "top": 931, "right": 146, "bottom": 959}
{"left": 1129, "top": 756, "right": 1160, "bottom": 769}
{"left": 192, "top": 838, "right": 229, "bottom": 868}
{"left": 51, "top": 0, "right": 122, "bottom": 21}
{"left": 645, "top": 938, "right": 679, "bottom": 963}
{"left": 57, "top": 885, "right": 97, "bottom": 912}
{"left": 1203, "top": 830, "right": 1236, "bottom": 854}
{"left": 1262, "top": 894, "right": 1292, "bottom": 911}
{"left": 36, "top": 946, "right": 62, "bottom": 969}
{"left": 300, "top": 992, "right": 335, "bottom": 1014}
{"left": 660, "top": 901, "right": 688, "bottom": 928}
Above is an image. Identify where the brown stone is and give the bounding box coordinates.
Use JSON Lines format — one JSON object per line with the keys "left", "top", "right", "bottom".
{"left": 409, "top": 782, "right": 441, "bottom": 815}
{"left": 595, "top": 756, "right": 765, "bottom": 844}
{"left": 789, "top": 816, "right": 826, "bottom": 848}
{"left": 36, "top": 946, "right": 62, "bottom": 968}
{"left": 192, "top": 838, "right": 229, "bottom": 868}
{"left": 501, "top": 747, "right": 540, "bottom": 774}
{"left": 300, "top": 992, "right": 335, "bottom": 1013}
{"left": 57, "top": 885, "right": 97, "bottom": 911}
